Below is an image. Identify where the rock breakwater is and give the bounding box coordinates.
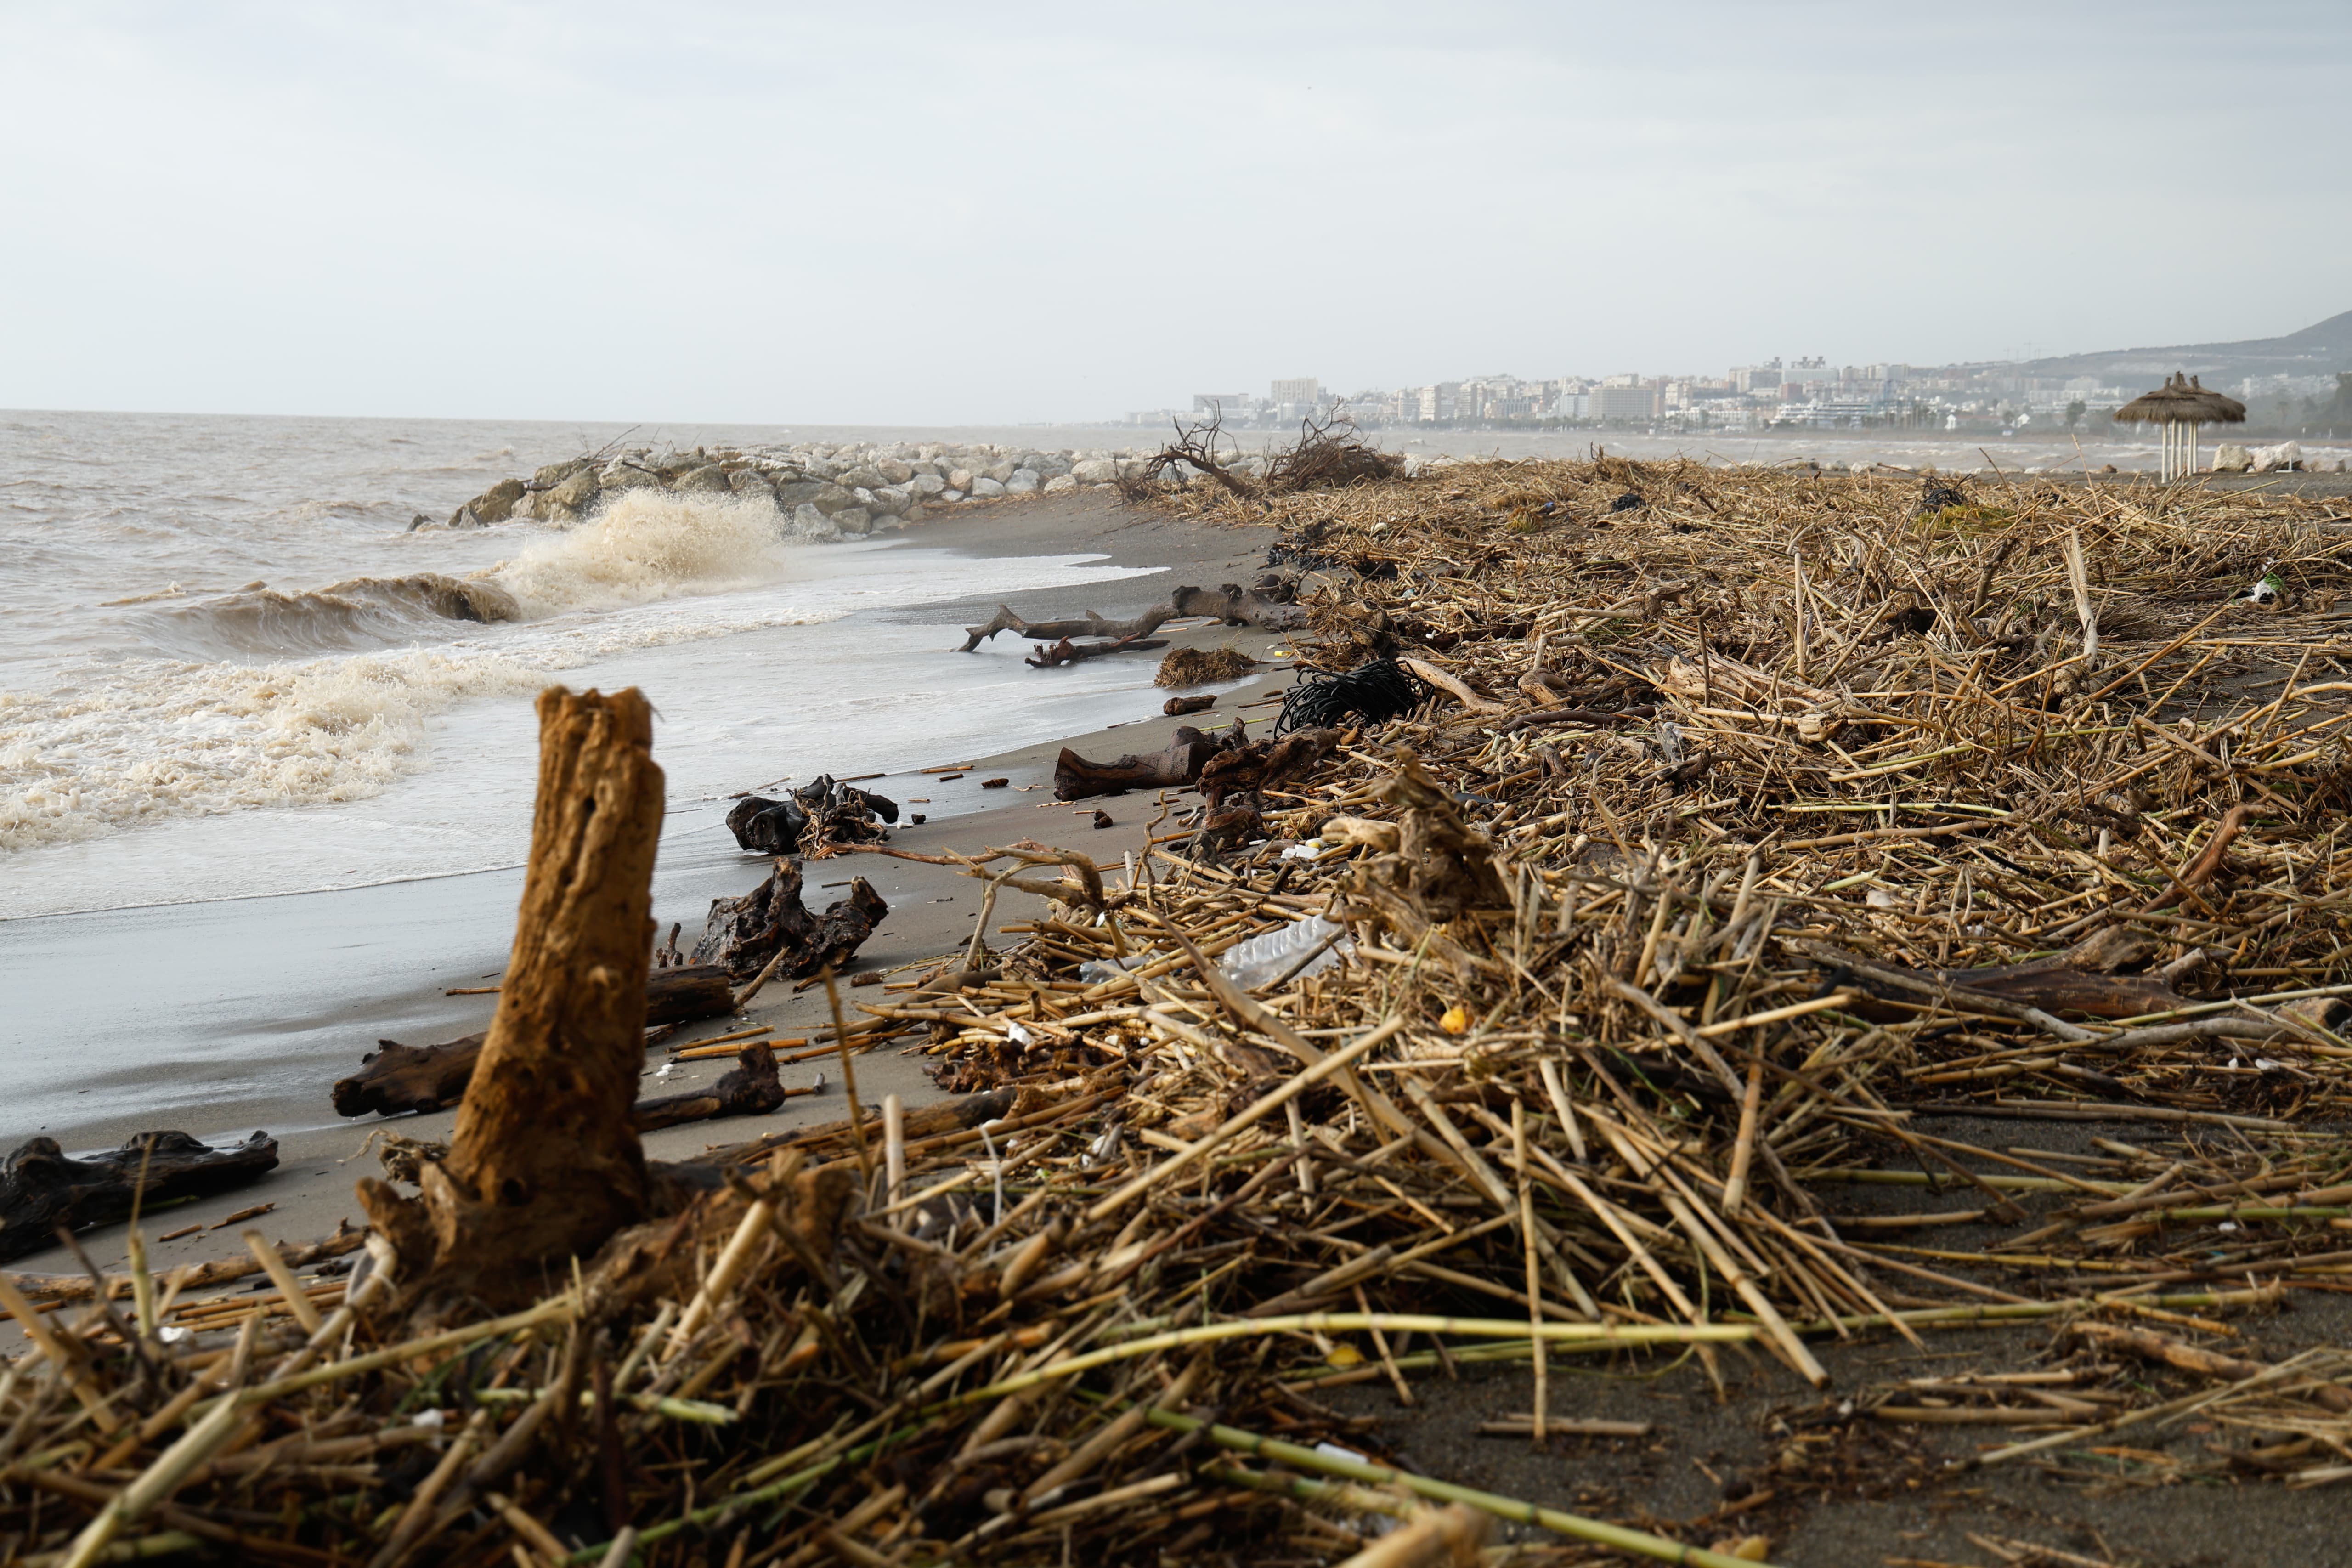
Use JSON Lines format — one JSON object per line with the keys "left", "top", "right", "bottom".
{"left": 428, "top": 437, "right": 1217, "bottom": 539}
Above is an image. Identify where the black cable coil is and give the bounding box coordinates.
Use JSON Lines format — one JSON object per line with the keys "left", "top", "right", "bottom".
{"left": 1274, "top": 656, "right": 1430, "bottom": 736}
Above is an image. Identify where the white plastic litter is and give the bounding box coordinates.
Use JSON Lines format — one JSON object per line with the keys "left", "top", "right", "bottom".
{"left": 1076, "top": 952, "right": 1152, "bottom": 984}
{"left": 158, "top": 1325, "right": 191, "bottom": 1344}
{"left": 1219, "top": 915, "right": 1353, "bottom": 988}
{"left": 1279, "top": 840, "right": 1326, "bottom": 861}
{"left": 412, "top": 1408, "right": 446, "bottom": 1430}
{"left": 1006, "top": 1021, "right": 1034, "bottom": 1047}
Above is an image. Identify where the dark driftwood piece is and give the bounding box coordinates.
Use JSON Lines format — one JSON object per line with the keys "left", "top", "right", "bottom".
{"left": 690, "top": 858, "right": 889, "bottom": 982}
{"left": 1053, "top": 725, "right": 1228, "bottom": 801}
{"left": 1024, "top": 635, "right": 1168, "bottom": 668}
{"left": 633, "top": 1043, "right": 786, "bottom": 1132}
{"left": 726, "top": 777, "right": 898, "bottom": 855}
{"left": 1164, "top": 695, "right": 1216, "bottom": 716}
{"left": 1, "top": 1132, "right": 280, "bottom": 1263}
{"left": 11, "top": 1225, "right": 365, "bottom": 1303}
{"left": 333, "top": 1034, "right": 486, "bottom": 1119}
{"left": 359, "top": 686, "right": 664, "bottom": 1311}
{"left": 646, "top": 965, "right": 735, "bottom": 1025}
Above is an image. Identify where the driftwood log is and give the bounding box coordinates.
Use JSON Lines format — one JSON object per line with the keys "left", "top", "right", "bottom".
{"left": 726, "top": 776, "right": 898, "bottom": 855}
{"left": 690, "top": 858, "right": 890, "bottom": 982}
{"left": 332, "top": 1034, "right": 484, "bottom": 1119}
{"left": 1, "top": 1131, "right": 280, "bottom": 1263}
{"left": 8, "top": 1223, "right": 366, "bottom": 1303}
{"left": 633, "top": 1043, "right": 786, "bottom": 1132}
{"left": 959, "top": 583, "right": 1306, "bottom": 655}
{"left": 1052, "top": 725, "right": 1229, "bottom": 801}
{"left": 332, "top": 964, "right": 733, "bottom": 1122}
{"left": 1023, "top": 635, "right": 1167, "bottom": 668}
{"left": 358, "top": 686, "right": 664, "bottom": 1311}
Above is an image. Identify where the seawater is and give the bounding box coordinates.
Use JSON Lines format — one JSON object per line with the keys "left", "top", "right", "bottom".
{"left": 0, "top": 410, "right": 1166, "bottom": 919}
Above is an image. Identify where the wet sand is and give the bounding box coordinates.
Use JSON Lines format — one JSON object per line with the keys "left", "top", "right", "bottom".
{"left": 0, "top": 492, "right": 1284, "bottom": 1279}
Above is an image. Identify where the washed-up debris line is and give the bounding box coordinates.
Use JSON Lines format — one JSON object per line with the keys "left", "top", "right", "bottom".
{"left": 12, "top": 459, "right": 2352, "bottom": 1566}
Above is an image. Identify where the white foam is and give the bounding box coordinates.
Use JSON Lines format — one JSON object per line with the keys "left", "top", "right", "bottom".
{"left": 487, "top": 491, "right": 802, "bottom": 618}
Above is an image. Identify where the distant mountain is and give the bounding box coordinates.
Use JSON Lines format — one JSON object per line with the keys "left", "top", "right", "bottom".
{"left": 2019, "top": 310, "right": 2352, "bottom": 385}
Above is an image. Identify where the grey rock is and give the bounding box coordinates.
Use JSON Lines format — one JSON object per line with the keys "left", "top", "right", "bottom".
{"left": 730, "top": 469, "right": 776, "bottom": 495}
{"left": 947, "top": 467, "right": 974, "bottom": 490}
{"left": 677, "top": 464, "right": 734, "bottom": 492}
{"left": 547, "top": 469, "right": 600, "bottom": 512}
{"left": 874, "top": 457, "right": 915, "bottom": 485}
{"left": 970, "top": 476, "right": 1007, "bottom": 498}
{"left": 1006, "top": 469, "right": 1042, "bottom": 494}
{"left": 790, "top": 503, "right": 842, "bottom": 540}
{"left": 938, "top": 488, "right": 966, "bottom": 503}
{"left": 532, "top": 459, "right": 586, "bottom": 489}
{"left": 851, "top": 486, "right": 877, "bottom": 509}
{"left": 601, "top": 465, "right": 662, "bottom": 489}
{"left": 775, "top": 480, "right": 826, "bottom": 506}
{"left": 1043, "top": 474, "right": 1077, "bottom": 494}
{"left": 981, "top": 458, "right": 1016, "bottom": 483}
{"left": 870, "top": 485, "right": 911, "bottom": 515}
{"left": 909, "top": 473, "right": 946, "bottom": 498}
{"left": 467, "top": 477, "right": 528, "bottom": 522}
{"left": 1071, "top": 459, "right": 1117, "bottom": 485}
{"left": 809, "top": 483, "right": 857, "bottom": 515}
{"left": 838, "top": 465, "right": 888, "bottom": 491}
{"left": 833, "top": 507, "right": 872, "bottom": 534}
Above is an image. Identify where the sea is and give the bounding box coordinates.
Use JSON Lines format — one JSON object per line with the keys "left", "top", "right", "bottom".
{"left": 0, "top": 411, "right": 1184, "bottom": 922}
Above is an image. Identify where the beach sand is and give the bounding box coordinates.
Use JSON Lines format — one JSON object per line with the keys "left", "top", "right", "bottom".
{"left": 2, "top": 492, "right": 1283, "bottom": 1281}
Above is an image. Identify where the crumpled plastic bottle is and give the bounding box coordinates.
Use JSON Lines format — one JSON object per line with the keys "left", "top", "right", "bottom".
{"left": 1218, "top": 915, "right": 1353, "bottom": 988}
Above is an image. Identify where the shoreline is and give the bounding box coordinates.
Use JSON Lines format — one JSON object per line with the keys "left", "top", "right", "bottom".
{"left": 0, "top": 491, "right": 1284, "bottom": 1283}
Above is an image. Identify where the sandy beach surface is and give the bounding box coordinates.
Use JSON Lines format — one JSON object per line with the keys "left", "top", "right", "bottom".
{"left": 0, "top": 492, "right": 1282, "bottom": 1282}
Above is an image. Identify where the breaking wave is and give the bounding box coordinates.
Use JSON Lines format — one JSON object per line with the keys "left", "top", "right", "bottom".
{"left": 488, "top": 490, "right": 806, "bottom": 618}
{"left": 146, "top": 574, "right": 522, "bottom": 657}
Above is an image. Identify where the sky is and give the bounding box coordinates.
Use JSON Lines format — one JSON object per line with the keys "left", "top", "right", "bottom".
{"left": 2, "top": 0, "right": 2346, "bottom": 425}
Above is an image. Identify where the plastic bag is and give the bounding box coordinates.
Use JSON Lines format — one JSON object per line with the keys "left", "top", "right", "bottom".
{"left": 1219, "top": 915, "right": 1352, "bottom": 989}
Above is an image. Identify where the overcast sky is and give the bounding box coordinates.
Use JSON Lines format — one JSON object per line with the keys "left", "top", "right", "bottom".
{"left": 3, "top": 1, "right": 2345, "bottom": 425}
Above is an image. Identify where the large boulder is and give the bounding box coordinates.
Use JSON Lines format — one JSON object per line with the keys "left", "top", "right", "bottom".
{"left": 2250, "top": 441, "right": 2304, "bottom": 474}
{"left": 464, "top": 477, "right": 528, "bottom": 523}
{"left": 1071, "top": 458, "right": 1117, "bottom": 485}
{"left": 874, "top": 457, "right": 915, "bottom": 484}
{"left": 547, "top": 469, "right": 600, "bottom": 512}
{"left": 839, "top": 465, "right": 888, "bottom": 490}
{"left": 677, "top": 464, "right": 734, "bottom": 492}
{"left": 809, "top": 483, "right": 857, "bottom": 515}
{"left": 980, "top": 457, "right": 1016, "bottom": 483}
{"left": 909, "top": 473, "right": 946, "bottom": 498}
{"left": 834, "top": 507, "right": 872, "bottom": 535}
{"left": 1006, "top": 468, "right": 1042, "bottom": 494}
{"left": 775, "top": 480, "right": 826, "bottom": 507}
{"left": 790, "top": 503, "right": 842, "bottom": 539}
{"left": 1044, "top": 474, "right": 1076, "bottom": 494}
{"left": 532, "top": 459, "right": 586, "bottom": 489}
{"left": 947, "top": 467, "right": 974, "bottom": 490}
{"left": 731, "top": 469, "right": 776, "bottom": 495}
{"left": 970, "top": 476, "right": 1007, "bottom": 499}
{"left": 601, "top": 464, "right": 661, "bottom": 489}
{"left": 2211, "top": 444, "right": 2254, "bottom": 474}
{"left": 870, "top": 485, "right": 911, "bottom": 516}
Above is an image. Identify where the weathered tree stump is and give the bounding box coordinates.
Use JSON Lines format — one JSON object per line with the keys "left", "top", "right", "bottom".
{"left": 357, "top": 686, "right": 664, "bottom": 1310}
{"left": 1, "top": 1132, "right": 279, "bottom": 1262}
{"left": 332, "top": 1035, "right": 485, "bottom": 1119}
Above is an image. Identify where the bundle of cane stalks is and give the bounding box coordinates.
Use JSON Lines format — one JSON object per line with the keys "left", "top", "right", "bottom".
{"left": 12, "top": 458, "right": 2352, "bottom": 1567}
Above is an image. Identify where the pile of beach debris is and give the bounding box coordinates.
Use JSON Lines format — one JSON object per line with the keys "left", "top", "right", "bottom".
{"left": 14, "top": 461, "right": 2352, "bottom": 1567}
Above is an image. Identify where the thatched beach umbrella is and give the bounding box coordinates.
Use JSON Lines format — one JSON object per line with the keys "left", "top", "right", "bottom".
{"left": 2114, "top": 372, "right": 2247, "bottom": 481}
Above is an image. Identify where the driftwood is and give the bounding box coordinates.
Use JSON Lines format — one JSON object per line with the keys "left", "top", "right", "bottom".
{"left": 690, "top": 857, "right": 890, "bottom": 982}
{"left": 1168, "top": 583, "right": 1309, "bottom": 632}
{"left": 633, "top": 1043, "right": 787, "bottom": 1132}
{"left": 1, "top": 1132, "right": 280, "bottom": 1263}
{"left": 8, "top": 1223, "right": 366, "bottom": 1303}
{"left": 358, "top": 686, "right": 665, "bottom": 1311}
{"left": 959, "top": 583, "right": 1304, "bottom": 655}
{"left": 333, "top": 965, "right": 733, "bottom": 1122}
{"left": 1024, "top": 635, "right": 1168, "bottom": 668}
{"left": 958, "top": 605, "right": 1175, "bottom": 653}
{"left": 1053, "top": 725, "right": 1229, "bottom": 801}
{"left": 1164, "top": 694, "right": 1216, "bottom": 716}
{"left": 333, "top": 1034, "right": 485, "bottom": 1119}
{"left": 727, "top": 776, "right": 897, "bottom": 856}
